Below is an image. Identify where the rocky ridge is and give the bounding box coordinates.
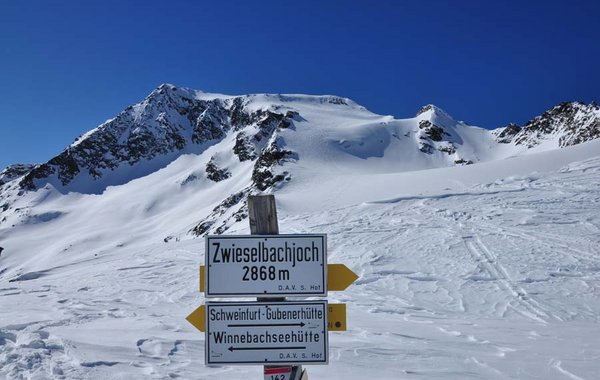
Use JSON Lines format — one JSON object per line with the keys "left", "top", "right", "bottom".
{"left": 494, "top": 101, "right": 600, "bottom": 147}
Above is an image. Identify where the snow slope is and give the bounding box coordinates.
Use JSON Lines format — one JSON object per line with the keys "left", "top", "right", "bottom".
{"left": 0, "top": 86, "right": 599, "bottom": 379}
{"left": 1, "top": 137, "right": 599, "bottom": 379}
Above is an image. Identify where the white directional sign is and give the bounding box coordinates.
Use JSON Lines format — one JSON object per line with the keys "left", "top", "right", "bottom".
{"left": 205, "top": 301, "right": 328, "bottom": 365}
{"left": 205, "top": 234, "right": 327, "bottom": 297}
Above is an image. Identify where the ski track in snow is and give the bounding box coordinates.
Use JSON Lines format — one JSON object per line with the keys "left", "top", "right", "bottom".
{"left": 1, "top": 158, "right": 600, "bottom": 379}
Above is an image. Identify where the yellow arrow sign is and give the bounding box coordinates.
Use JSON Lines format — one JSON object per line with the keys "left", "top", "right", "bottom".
{"left": 327, "top": 264, "right": 359, "bottom": 291}
{"left": 198, "top": 264, "right": 358, "bottom": 292}
{"left": 186, "top": 303, "right": 347, "bottom": 332}
{"left": 186, "top": 304, "right": 205, "bottom": 332}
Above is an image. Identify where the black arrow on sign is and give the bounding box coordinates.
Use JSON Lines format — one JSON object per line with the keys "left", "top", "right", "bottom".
{"left": 228, "top": 346, "right": 306, "bottom": 352}
{"left": 227, "top": 322, "right": 305, "bottom": 328}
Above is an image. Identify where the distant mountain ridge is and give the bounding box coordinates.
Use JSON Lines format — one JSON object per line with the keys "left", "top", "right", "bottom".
{"left": 493, "top": 101, "right": 600, "bottom": 148}
{"left": 5, "top": 85, "right": 600, "bottom": 193}
{"left": 1, "top": 84, "right": 599, "bottom": 235}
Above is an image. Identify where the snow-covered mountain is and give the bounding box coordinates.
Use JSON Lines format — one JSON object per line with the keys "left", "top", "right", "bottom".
{"left": 1, "top": 85, "right": 600, "bottom": 379}
{"left": 2, "top": 84, "right": 598, "bottom": 237}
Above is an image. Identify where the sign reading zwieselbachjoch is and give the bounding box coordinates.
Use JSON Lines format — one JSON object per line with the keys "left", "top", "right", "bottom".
{"left": 186, "top": 195, "right": 358, "bottom": 377}
{"left": 206, "top": 234, "right": 327, "bottom": 297}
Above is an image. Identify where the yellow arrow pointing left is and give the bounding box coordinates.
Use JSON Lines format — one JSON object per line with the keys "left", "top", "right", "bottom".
{"left": 186, "top": 305, "right": 205, "bottom": 332}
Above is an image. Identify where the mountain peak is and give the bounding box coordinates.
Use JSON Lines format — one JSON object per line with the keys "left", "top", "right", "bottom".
{"left": 157, "top": 83, "right": 177, "bottom": 90}
{"left": 146, "top": 83, "right": 202, "bottom": 102}
{"left": 415, "top": 104, "right": 453, "bottom": 119}
{"left": 549, "top": 100, "right": 598, "bottom": 114}
{"left": 414, "top": 104, "right": 459, "bottom": 129}
{"left": 150, "top": 83, "right": 179, "bottom": 95}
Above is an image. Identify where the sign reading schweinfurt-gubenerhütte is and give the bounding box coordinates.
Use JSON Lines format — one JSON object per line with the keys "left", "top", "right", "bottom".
{"left": 205, "top": 235, "right": 327, "bottom": 297}
{"left": 206, "top": 301, "right": 328, "bottom": 365}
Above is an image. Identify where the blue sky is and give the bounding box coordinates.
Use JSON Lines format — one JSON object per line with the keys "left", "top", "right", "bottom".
{"left": 1, "top": 0, "right": 598, "bottom": 169}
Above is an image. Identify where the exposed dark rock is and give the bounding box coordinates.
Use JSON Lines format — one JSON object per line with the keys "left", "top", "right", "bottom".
{"left": 20, "top": 164, "right": 55, "bottom": 191}
{"left": 205, "top": 158, "right": 231, "bottom": 182}
{"left": 192, "top": 103, "right": 227, "bottom": 144}
{"left": 454, "top": 158, "right": 473, "bottom": 165}
{"left": 419, "top": 142, "right": 434, "bottom": 154}
{"left": 230, "top": 97, "right": 251, "bottom": 129}
{"left": 254, "top": 111, "right": 285, "bottom": 141}
{"left": 419, "top": 120, "right": 447, "bottom": 142}
{"left": 190, "top": 190, "right": 249, "bottom": 236}
{"left": 216, "top": 191, "right": 245, "bottom": 213}
{"left": 559, "top": 119, "right": 600, "bottom": 146}
{"left": 438, "top": 143, "right": 456, "bottom": 154}
{"left": 191, "top": 221, "right": 214, "bottom": 236}
{"left": 188, "top": 108, "right": 297, "bottom": 235}
{"left": 233, "top": 132, "right": 256, "bottom": 161}
{"left": 252, "top": 138, "right": 295, "bottom": 191}
{"left": 495, "top": 123, "right": 522, "bottom": 143}
{"left": 327, "top": 97, "right": 348, "bottom": 105}
{"left": 47, "top": 150, "right": 81, "bottom": 185}
{"left": 0, "top": 164, "right": 36, "bottom": 186}
{"left": 231, "top": 207, "right": 248, "bottom": 222}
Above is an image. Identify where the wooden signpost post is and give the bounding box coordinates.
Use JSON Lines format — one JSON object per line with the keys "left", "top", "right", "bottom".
{"left": 187, "top": 195, "right": 359, "bottom": 379}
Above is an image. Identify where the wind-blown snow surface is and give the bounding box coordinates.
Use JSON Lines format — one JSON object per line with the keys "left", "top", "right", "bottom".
{"left": 1, "top": 137, "right": 600, "bottom": 379}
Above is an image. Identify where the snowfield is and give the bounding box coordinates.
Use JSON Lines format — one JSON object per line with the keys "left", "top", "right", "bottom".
{"left": 1, "top": 135, "right": 600, "bottom": 379}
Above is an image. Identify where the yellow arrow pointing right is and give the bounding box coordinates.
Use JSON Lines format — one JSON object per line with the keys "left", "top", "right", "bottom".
{"left": 327, "top": 264, "right": 359, "bottom": 291}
